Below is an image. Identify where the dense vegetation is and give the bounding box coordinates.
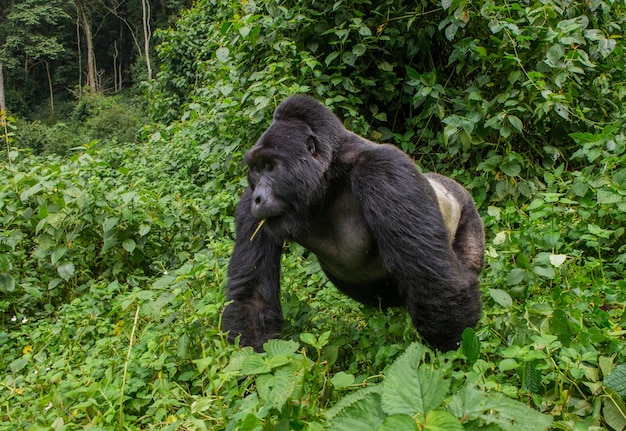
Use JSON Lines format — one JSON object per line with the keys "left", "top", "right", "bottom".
{"left": 1, "top": 0, "right": 626, "bottom": 430}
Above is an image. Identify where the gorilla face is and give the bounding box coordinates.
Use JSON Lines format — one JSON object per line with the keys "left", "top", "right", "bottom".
{"left": 243, "top": 119, "right": 330, "bottom": 238}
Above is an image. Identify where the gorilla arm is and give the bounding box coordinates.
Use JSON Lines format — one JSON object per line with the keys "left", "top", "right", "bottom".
{"left": 350, "top": 144, "right": 481, "bottom": 351}
{"left": 222, "top": 188, "right": 284, "bottom": 352}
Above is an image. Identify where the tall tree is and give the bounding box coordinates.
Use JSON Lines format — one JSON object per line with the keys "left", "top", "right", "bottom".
{"left": 0, "top": 61, "right": 5, "bottom": 112}
{"left": 74, "top": 0, "right": 97, "bottom": 92}
{"left": 0, "top": 0, "right": 69, "bottom": 116}
{"left": 141, "top": 0, "right": 152, "bottom": 79}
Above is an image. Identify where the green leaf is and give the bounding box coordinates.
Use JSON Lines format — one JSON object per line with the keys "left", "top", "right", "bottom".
{"left": 605, "top": 364, "right": 626, "bottom": 398}
{"left": 325, "top": 51, "right": 340, "bottom": 66}
{"left": 424, "top": 410, "right": 464, "bottom": 431}
{"left": 103, "top": 216, "right": 119, "bottom": 233}
{"left": 507, "top": 115, "right": 523, "bottom": 133}
{"left": 499, "top": 358, "right": 519, "bottom": 372}
{"left": 0, "top": 273, "right": 16, "bottom": 293}
{"left": 216, "top": 47, "right": 229, "bottom": 62}
{"left": 378, "top": 414, "right": 418, "bottom": 431}
{"left": 479, "top": 393, "right": 553, "bottom": 431}
{"left": 549, "top": 254, "right": 567, "bottom": 267}
{"left": 326, "top": 389, "right": 385, "bottom": 431}
{"left": 461, "top": 327, "right": 480, "bottom": 363}
{"left": 522, "top": 360, "right": 542, "bottom": 394}
{"left": 597, "top": 189, "right": 622, "bottom": 204}
{"left": 506, "top": 268, "right": 526, "bottom": 286}
{"left": 343, "top": 52, "right": 357, "bottom": 67}
{"left": 256, "top": 366, "right": 298, "bottom": 410}
{"left": 57, "top": 262, "right": 75, "bottom": 281}
{"left": 532, "top": 265, "right": 555, "bottom": 279}
{"left": 122, "top": 238, "right": 136, "bottom": 253}
{"left": 264, "top": 339, "right": 299, "bottom": 356}
{"left": 139, "top": 224, "right": 151, "bottom": 236}
{"left": 300, "top": 333, "right": 317, "bottom": 347}
{"left": 603, "top": 390, "right": 626, "bottom": 431}
{"left": 501, "top": 160, "right": 521, "bottom": 177}
{"left": 352, "top": 44, "right": 367, "bottom": 57}
{"left": 51, "top": 247, "right": 67, "bottom": 265}
{"left": 489, "top": 289, "right": 513, "bottom": 308}
{"left": 381, "top": 343, "right": 448, "bottom": 415}
{"left": 332, "top": 372, "right": 355, "bottom": 388}
{"left": 241, "top": 355, "right": 271, "bottom": 375}
{"left": 9, "top": 357, "right": 29, "bottom": 373}
{"left": 0, "top": 254, "right": 13, "bottom": 272}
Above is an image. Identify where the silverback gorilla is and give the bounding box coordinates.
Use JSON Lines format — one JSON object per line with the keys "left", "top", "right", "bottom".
{"left": 223, "top": 94, "right": 485, "bottom": 352}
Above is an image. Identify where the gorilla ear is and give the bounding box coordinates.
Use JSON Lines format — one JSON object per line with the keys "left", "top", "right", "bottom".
{"left": 306, "top": 136, "right": 318, "bottom": 156}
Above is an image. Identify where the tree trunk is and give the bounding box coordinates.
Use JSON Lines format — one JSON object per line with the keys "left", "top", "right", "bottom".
{"left": 0, "top": 61, "right": 6, "bottom": 113}
{"left": 45, "top": 61, "right": 54, "bottom": 118}
{"left": 141, "top": 0, "right": 152, "bottom": 79}
{"left": 76, "top": 0, "right": 96, "bottom": 92}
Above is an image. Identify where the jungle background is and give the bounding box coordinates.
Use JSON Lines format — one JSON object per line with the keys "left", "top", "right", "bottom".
{"left": 1, "top": 0, "right": 625, "bottom": 430}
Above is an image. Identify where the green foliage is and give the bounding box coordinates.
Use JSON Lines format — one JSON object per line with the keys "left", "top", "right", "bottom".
{"left": 11, "top": 93, "right": 148, "bottom": 154}
{"left": 2, "top": 0, "right": 626, "bottom": 429}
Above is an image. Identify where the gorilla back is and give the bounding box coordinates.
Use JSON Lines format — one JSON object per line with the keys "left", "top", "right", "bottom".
{"left": 223, "top": 94, "right": 485, "bottom": 352}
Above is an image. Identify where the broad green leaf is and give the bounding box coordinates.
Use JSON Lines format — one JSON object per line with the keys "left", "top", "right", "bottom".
{"left": 603, "top": 390, "right": 626, "bottom": 431}
{"left": 0, "top": 255, "right": 11, "bottom": 272}
{"left": 523, "top": 360, "right": 542, "bottom": 394}
{"left": 57, "top": 262, "right": 75, "bottom": 281}
{"left": 507, "top": 115, "right": 523, "bottom": 133}
{"left": 121, "top": 191, "right": 136, "bottom": 204}
{"left": 325, "top": 51, "right": 340, "bottom": 66}
{"left": 489, "top": 288, "right": 513, "bottom": 308}
{"left": 332, "top": 372, "right": 355, "bottom": 388}
{"left": 241, "top": 355, "right": 271, "bottom": 375}
{"left": 532, "top": 265, "right": 555, "bottom": 279}
{"left": 506, "top": 268, "right": 526, "bottom": 286}
{"left": 216, "top": 47, "right": 229, "bottom": 62}
{"left": 479, "top": 393, "right": 553, "bottom": 431}
{"left": 352, "top": 44, "right": 367, "bottom": 57}
{"left": 343, "top": 52, "right": 356, "bottom": 67}
{"left": 441, "top": 0, "right": 453, "bottom": 10}
{"left": 139, "top": 224, "right": 151, "bottom": 236}
{"left": 597, "top": 189, "right": 621, "bottom": 204}
{"left": 378, "top": 414, "right": 418, "bottom": 431}
{"left": 256, "top": 366, "right": 298, "bottom": 410}
{"left": 381, "top": 343, "right": 448, "bottom": 415}
{"left": 9, "top": 357, "right": 29, "bottom": 373}
{"left": 51, "top": 247, "right": 67, "bottom": 265}
{"left": 549, "top": 254, "right": 567, "bottom": 267}
{"left": 264, "top": 339, "right": 299, "bottom": 356}
{"left": 499, "top": 358, "right": 519, "bottom": 372}
{"left": 501, "top": 160, "right": 521, "bottom": 177}
{"left": 122, "top": 238, "right": 136, "bottom": 253}
{"left": 605, "top": 364, "right": 626, "bottom": 398}
{"left": 300, "top": 333, "right": 317, "bottom": 347}
{"left": 0, "top": 273, "right": 16, "bottom": 293}
{"left": 461, "top": 327, "right": 480, "bottom": 363}
{"left": 326, "top": 389, "right": 385, "bottom": 431}
{"left": 103, "top": 216, "right": 119, "bottom": 233}
{"left": 424, "top": 410, "right": 463, "bottom": 431}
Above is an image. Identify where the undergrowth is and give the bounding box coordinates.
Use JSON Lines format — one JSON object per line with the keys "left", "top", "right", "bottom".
{"left": 1, "top": 0, "right": 626, "bottom": 429}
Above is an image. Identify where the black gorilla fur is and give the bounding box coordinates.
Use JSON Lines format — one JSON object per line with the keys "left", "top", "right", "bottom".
{"left": 223, "top": 95, "right": 484, "bottom": 352}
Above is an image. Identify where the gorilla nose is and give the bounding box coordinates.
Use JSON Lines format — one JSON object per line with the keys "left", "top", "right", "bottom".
{"left": 251, "top": 192, "right": 271, "bottom": 219}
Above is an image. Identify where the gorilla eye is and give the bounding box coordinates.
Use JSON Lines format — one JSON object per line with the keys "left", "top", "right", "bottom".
{"left": 264, "top": 163, "right": 274, "bottom": 172}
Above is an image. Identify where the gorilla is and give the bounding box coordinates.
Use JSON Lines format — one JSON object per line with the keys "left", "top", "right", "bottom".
{"left": 222, "top": 94, "right": 484, "bottom": 352}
